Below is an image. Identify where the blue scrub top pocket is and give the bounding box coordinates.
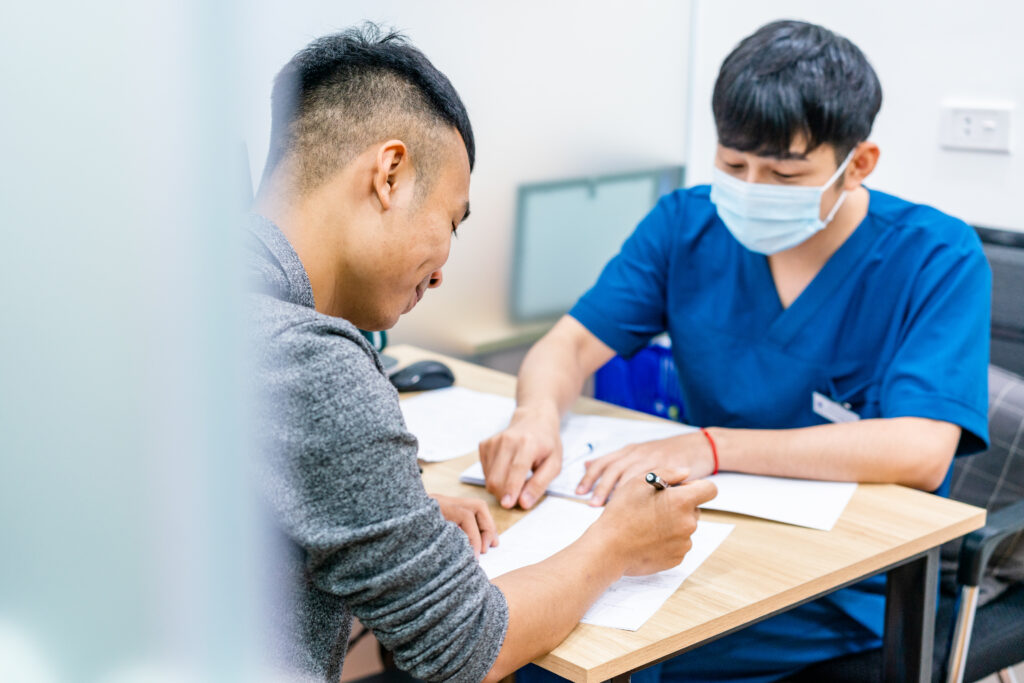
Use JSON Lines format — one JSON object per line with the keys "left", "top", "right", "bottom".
{"left": 823, "top": 364, "right": 882, "bottom": 420}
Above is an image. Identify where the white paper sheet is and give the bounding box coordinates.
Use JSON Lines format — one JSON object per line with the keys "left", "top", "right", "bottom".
{"left": 410, "top": 388, "right": 858, "bottom": 530}
{"left": 701, "top": 473, "right": 857, "bottom": 531}
{"left": 400, "top": 387, "right": 516, "bottom": 462}
{"left": 478, "top": 497, "right": 733, "bottom": 630}
{"left": 464, "top": 463, "right": 856, "bottom": 531}
{"left": 403, "top": 386, "right": 694, "bottom": 464}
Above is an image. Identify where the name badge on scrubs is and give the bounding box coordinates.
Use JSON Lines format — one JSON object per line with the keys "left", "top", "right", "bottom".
{"left": 812, "top": 391, "right": 861, "bottom": 423}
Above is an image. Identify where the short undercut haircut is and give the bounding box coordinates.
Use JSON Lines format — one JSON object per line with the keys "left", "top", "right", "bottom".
{"left": 712, "top": 20, "right": 883, "bottom": 163}
{"left": 261, "top": 24, "right": 475, "bottom": 195}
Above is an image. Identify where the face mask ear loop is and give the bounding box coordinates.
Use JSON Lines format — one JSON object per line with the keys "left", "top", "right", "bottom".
{"left": 820, "top": 148, "right": 857, "bottom": 227}
{"left": 823, "top": 190, "right": 849, "bottom": 226}
{"left": 826, "top": 148, "right": 858, "bottom": 189}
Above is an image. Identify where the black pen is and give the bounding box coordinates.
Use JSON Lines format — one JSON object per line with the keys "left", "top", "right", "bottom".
{"left": 645, "top": 472, "right": 670, "bottom": 490}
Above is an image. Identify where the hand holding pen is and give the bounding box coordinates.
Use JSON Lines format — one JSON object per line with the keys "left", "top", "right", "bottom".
{"left": 645, "top": 472, "right": 671, "bottom": 490}
{"left": 592, "top": 467, "right": 718, "bottom": 576}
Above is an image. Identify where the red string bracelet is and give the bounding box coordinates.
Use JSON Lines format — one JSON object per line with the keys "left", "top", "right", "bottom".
{"left": 700, "top": 428, "right": 719, "bottom": 475}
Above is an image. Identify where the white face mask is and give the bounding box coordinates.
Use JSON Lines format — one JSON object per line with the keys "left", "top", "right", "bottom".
{"left": 709, "top": 150, "right": 856, "bottom": 255}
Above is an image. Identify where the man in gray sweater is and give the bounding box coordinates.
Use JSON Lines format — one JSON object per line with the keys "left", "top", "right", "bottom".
{"left": 249, "top": 25, "right": 717, "bottom": 682}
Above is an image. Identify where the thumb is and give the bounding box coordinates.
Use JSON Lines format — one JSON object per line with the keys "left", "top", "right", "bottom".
{"left": 655, "top": 467, "right": 691, "bottom": 487}
{"left": 680, "top": 478, "right": 718, "bottom": 506}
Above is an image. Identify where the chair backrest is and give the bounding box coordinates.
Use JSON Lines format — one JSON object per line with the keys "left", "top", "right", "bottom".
{"left": 977, "top": 226, "right": 1024, "bottom": 376}
{"left": 941, "top": 364, "right": 1024, "bottom": 604}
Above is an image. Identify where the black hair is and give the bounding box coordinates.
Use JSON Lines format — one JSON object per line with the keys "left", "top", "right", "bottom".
{"left": 712, "top": 20, "right": 882, "bottom": 162}
{"left": 260, "top": 23, "right": 474, "bottom": 192}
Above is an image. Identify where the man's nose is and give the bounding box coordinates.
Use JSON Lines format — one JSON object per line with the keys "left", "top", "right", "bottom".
{"left": 428, "top": 269, "right": 443, "bottom": 288}
{"left": 741, "top": 167, "right": 760, "bottom": 184}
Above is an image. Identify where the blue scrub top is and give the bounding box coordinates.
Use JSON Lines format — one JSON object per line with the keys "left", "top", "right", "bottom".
{"left": 569, "top": 185, "right": 992, "bottom": 635}
{"left": 572, "top": 185, "right": 990, "bottom": 455}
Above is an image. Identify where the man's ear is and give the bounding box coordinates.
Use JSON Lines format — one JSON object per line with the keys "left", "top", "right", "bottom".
{"left": 843, "top": 141, "right": 880, "bottom": 190}
{"left": 373, "top": 139, "right": 411, "bottom": 211}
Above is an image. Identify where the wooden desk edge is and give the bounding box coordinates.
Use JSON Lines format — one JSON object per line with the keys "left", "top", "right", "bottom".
{"left": 537, "top": 507, "right": 986, "bottom": 682}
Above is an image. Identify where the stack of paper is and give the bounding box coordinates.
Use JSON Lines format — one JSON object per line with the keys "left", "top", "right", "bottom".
{"left": 401, "top": 386, "right": 693, "bottom": 463}
{"left": 463, "top": 463, "right": 856, "bottom": 531}
{"left": 478, "top": 497, "right": 734, "bottom": 630}
{"left": 403, "top": 387, "right": 858, "bottom": 531}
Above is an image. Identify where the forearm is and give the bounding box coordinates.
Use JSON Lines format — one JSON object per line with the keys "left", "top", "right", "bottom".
{"left": 485, "top": 527, "right": 624, "bottom": 681}
{"left": 515, "top": 316, "right": 615, "bottom": 418}
{"left": 712, "top": 417, "right": 960, "bottom": 491}
{"left": 516, "top": 336, "right": 587, "bottom": 420}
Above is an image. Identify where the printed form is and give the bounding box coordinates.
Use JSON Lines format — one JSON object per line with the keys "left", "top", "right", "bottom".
{"left": 478, "top": 497, "right": 734, "bottom": 631}
{"left": 403, "top": 387, "right": 857, "bottom": 530}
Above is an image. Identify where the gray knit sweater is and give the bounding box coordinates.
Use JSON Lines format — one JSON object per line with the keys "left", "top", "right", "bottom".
{"left": 246, "top": 215, "right": 508, "bottom": 682}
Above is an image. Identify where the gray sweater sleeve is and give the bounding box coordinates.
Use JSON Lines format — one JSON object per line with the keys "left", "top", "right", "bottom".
{"left": 259, "top": 318, "right": 508, "bottom": 681}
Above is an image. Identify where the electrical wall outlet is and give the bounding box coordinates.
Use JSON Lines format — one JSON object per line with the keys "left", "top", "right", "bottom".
{"left": 940, "top": 103, "right": 1012, "bottom": 153}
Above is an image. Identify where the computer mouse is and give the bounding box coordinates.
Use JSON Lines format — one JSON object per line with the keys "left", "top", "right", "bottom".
{"left": 390, "top": 359, "right": 455, "bottom": 392}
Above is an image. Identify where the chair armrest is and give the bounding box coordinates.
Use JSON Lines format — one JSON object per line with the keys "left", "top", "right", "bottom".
{"left": 957, "top": 499, "right": 1024, "bottom": 586}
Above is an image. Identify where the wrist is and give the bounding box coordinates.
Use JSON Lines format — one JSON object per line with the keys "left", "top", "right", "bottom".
{"left": 513, "top": 400, "right": 561, "bottom": 426}
{"left": 701, "top": 427, "right": 723, "bottom": 475}
{"left": 580, "top": 518, "right": 629, "bottom": 578}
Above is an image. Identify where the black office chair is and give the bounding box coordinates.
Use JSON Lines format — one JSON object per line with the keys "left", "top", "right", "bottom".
{"left": 978, "top": 226, "right": 1024, "bottom": 376}
{"left": 786, "top": 364, "right": 1024, "bottom": 683}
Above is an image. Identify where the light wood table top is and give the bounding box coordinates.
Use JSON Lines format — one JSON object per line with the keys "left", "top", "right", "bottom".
{"left": 388, "top": 345, "right": 987, "bottom": 683}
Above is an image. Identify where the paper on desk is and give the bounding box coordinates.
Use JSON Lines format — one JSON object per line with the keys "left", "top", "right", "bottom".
{"left": 403, "top": 386, "right": 694, "bottom": 463}
{"left": 460, "top": 413, "right": 696, "bottom": 497}
{"left": 462, "top": 421, "right": 857, "bottom": 529}
{"left": 400, "top": 387, "right": 515, "bottom": 462}
{"left": 417, "top": 388, "right": 858, "bottom": 530}
{"left": 464, "top": 462, "right": 857, "bottom": 530}
{"left": 702, "top": 473, "right": 856, "bottom": 531}
{"left": 478, "top": 497, "right": 734, "bottom": 631}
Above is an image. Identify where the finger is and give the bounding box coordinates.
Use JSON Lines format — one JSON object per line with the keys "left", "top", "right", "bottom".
{"left": 577, "top": 447, "right": 627, "bottom": 495}
{"left": 458, "top": 509, "right": 483, "bottom": 555}
{"left": 479, "top": 430, "right": 513, "bottom": 472}
{"left": 473, "top": 502, "right": 499, "bottom": 551}
{"left": 576, "top": 459, "right": 602, "bottom": 494}
{"left": 589, "top": 458, "right": 632, "bottom": 506}
{"left": 483, "top": 440, "right": 514, "bottom": 501}
{"left": 478, "top": 435, "right": 497, "bottom": 472}
{"left": 502, "top": 450, "right": 540, "bottom": 509}
{"left": 519, "top": 447, "right": 560, "bottom": 510}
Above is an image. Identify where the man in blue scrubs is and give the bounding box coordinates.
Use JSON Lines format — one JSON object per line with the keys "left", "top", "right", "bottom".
{"left": 480, "top": 20, "right": 991, "bottom": 682}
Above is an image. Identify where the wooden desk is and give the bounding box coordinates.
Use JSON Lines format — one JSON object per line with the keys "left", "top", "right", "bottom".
{"left": 388, "top": 345, "right": 986, "bottom": 683}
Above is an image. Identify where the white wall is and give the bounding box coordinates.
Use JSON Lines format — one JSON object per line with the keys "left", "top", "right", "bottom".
{"left": 240, "top": 1, "right": 691, "bottom": 354}
{"left": 685, "top": 0, "right": 1024, "bottom": 232}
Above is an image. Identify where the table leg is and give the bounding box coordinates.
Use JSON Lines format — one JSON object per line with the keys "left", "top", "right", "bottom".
{"left": 883, "top": 547, "right": 938, "bottom": 683}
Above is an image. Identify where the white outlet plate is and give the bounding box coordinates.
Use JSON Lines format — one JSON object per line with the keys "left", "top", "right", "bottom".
{"left": 940, "top": 103, "right": 1013, "bottom": 153}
